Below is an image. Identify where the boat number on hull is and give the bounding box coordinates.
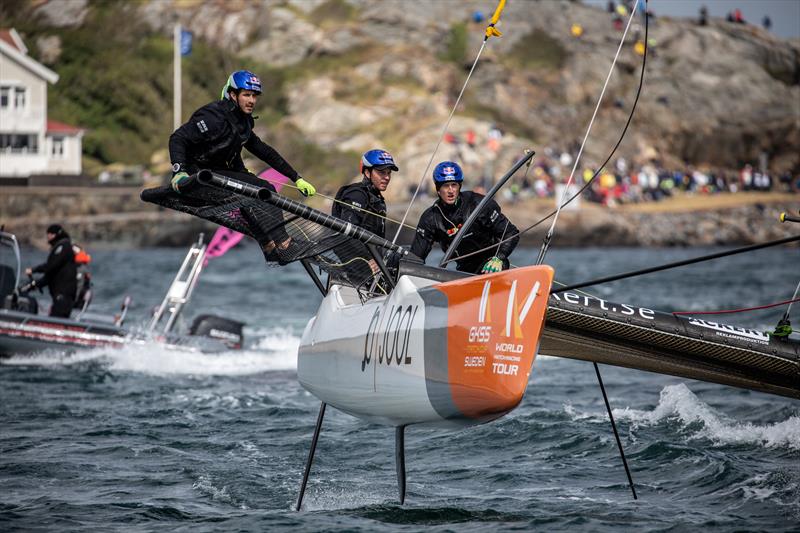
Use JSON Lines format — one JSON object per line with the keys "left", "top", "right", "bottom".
{"left": 362, "top": 305, "right": 419, "bottom": 371}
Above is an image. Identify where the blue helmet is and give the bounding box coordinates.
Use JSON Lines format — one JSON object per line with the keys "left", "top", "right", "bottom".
{"left": 221, "top": 70, "right": 262, "bottom": 99}
{"left": 361, "top": 149, "right": 399, "bottom": 172}
{"left": 432, "top": 161, "right": 463, "bottom": 186}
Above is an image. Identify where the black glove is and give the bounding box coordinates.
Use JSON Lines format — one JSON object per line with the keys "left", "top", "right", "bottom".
{"left": 19, "top": 280, "right": 36, "bottom": 294}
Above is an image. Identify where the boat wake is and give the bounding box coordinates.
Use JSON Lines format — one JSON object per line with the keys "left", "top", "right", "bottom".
{"left": 0, "top": 327, "right": 300, "bottom": 376}
{"left": 565, "top": 383, "right": 800, "bottom": 450}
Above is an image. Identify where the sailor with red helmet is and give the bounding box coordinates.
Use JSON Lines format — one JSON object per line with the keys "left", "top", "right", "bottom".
{"left": 168, "top": 69, "right": 316, "bottom": 198}
{"left": 411, "top": 161, "right": 519, "bottom": 274}
{"left": 332, "top": 149, "right": 399, "bottom": 239}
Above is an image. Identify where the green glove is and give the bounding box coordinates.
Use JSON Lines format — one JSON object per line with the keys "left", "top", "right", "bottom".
{"left": 481, "top": 256, "right": 504, "bottom": 274}
{"left": 769, "top": 319, "right": 792, "bottom": 338}
{"left": 295, "top": 177, "right": 316, "bottom": 197}
{"left": 171, "top": 171, "right": 190, "bottom": 193}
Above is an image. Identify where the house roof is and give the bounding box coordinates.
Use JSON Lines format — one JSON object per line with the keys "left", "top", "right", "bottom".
{"left": 47, "top": 119, "right": 83, "bottom": 135}
{"left": 0, "top": 29, "right": 27, "bottom": 54}
{"left": 0, "top": 28, "right": 58, "bottom": 84}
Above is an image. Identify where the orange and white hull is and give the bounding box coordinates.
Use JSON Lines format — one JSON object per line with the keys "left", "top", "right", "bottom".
{"left": 298, "top": 265, "right": 554, "bottom": 428}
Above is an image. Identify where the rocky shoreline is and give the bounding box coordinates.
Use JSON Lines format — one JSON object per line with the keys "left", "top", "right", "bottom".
{"left": 1, "top": 187, "right": 797, "bottom": 249}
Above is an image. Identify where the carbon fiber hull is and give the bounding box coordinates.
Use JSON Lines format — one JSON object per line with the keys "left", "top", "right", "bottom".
{"left": 540, "top": 292, "right": 800, "bottom": 399}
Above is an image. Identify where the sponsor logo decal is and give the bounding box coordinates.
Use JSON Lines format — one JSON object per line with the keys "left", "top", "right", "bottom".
{"left": 688, "top": 318, "right": 770, "bottom": 345}
{"left": 361, "top": 304, "right": 418, "bottom": 371}
{"left": 464, "top": 355, "right": 486, "bottom": 368}
{"left": 551, "top": 292, "right": 655, "bottom": 320}
{"left": 446, "top": 224, "right": 462, "bottom": 237}
{"left": 478, "top": 280, "right": 541, "bottom": 338}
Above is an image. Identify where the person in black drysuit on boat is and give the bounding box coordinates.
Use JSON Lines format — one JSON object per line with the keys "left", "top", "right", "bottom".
{"left": 168, "top": 70, "right": 316, "bottom": 258}
{"left": 22, "top": 224, "right": 77, "bottom": 318}
{"left": 411, "top": 161, "right": 520, "bottom": 274}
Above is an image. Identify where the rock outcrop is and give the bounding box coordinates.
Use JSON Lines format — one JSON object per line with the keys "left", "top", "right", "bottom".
{"left": 128, "top": 0, "right": 799, "bottom": 195}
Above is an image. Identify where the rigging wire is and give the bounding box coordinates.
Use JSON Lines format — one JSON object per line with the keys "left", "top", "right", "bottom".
{"left": 552, "top": 234, "right": 800, "bottom": 294}
{"left": 672, "top": 297, "right": 800, "bottom": 316}
{"left": 535, "top": 0, "right": 641, "bottom": 266}
{"left": 391, "top": 0, "right": 507, "bottom": 245}
{"left": 258, "top": 175, "right": 418, "bottom": 231}
{"left": 440, "top": 0, "right": 649, "bottom": 268}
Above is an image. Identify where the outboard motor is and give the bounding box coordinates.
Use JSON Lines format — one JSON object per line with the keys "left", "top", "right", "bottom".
{"left": 189, "top": 314, "right": 244, "bottom": 349}
{"left": 3, "top": 292, "right": 38, "bottom": 314}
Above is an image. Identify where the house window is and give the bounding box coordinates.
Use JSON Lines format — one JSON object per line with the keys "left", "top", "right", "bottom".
{"left": 14, "top": 87, "right": 26, "bottom": 109}
{"left": 52, "top": 136, "right": 65, "bottom": 157}
{"left": 0, "top": 133, "right": 38, "bottom": 153}
{"left": 0, "top": 86, "right": 9, "bottom": 109}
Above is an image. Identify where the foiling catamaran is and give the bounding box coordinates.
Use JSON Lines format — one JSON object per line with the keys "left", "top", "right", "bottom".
{"left": 140, "top": 168, "right": 799, "bottom": 507}
{"left": 141, "top": 0, "right": 798, "bottom": 508}
{"left": 0, "top": 230, "right": 244, "bottom": 356}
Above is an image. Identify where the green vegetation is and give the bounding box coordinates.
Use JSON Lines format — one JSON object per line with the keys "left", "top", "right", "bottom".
{"left": 0, "top": 0, "right": 354, "bottom": 186}
{"left": 462, "top": 97, "right": 540, "bottom": 143}
{"left": 281, "top": 44, "right": 386, "bottom": 83}
{"left": 309, "top": 0, "right": 357, "bottom": 29}
{"left": 440, "top": 22, "right": 468, "bottom": 65}
{"left": 505, "top": 29, "right": 568, "bottom": 71}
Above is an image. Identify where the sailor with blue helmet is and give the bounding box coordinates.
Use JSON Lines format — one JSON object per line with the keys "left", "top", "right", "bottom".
{"left": 332, "top": 149, "right": 399, "bottom": 239}
{"left": 168, "top": 69, "right": 316, "bottom": 198}
{"left": 410, "top": 161, "right": 519, "bottom": 274}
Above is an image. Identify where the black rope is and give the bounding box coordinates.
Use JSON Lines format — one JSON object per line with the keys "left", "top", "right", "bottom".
{"left": 554, "top": 234, "right": 800, "bottom": 294}
{"left": 594, "top": 362, "right": 637, "bottom": 500}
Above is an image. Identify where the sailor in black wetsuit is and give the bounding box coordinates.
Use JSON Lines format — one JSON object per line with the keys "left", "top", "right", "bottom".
{"left": 23, "top": 224, "right": 77, "bottom": 318}
{"left": 332, "top": 149, "right": 398, "bottom": 238}
{"left": 169, "top": 69, "right": 315, "bottom": 197}
{"left": 331, "top": 149, "right": 399, "bottom": 290}
{"left": 411, "top": 161, "right": 519, "bottom": 274}
{"left": 169, "top": 70, "right": 316, "bottom": 257}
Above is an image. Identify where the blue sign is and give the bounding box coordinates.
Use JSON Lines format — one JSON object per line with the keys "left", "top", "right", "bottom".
{"left": 180, "top": 30, "right": 192, "bottom": 56}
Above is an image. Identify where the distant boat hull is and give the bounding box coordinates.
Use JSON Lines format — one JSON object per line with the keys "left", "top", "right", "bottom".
{"left": 0, "top": 309, "right": 234, "bottom": 357}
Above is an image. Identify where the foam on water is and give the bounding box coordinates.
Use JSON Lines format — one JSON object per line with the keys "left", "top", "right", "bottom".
{"left": 613, "top": 383, "right": 800, "bottom": 450}
{"left": 1, "top": 328, "right": 300, "bottom": 376}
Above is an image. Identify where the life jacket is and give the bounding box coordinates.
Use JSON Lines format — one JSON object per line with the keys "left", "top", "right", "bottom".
{"left": 73, "top": 244, "right": 92, "bottom": 265}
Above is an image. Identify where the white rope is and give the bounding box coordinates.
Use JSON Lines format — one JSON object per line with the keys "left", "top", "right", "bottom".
{"left": 391, "top": 38, "right": 489, "bottom": 244}
{"left": 544, "top": 1, "right": 640, "bottom": 240}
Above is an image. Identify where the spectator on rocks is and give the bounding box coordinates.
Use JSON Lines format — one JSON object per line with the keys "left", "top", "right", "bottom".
{"left": 699, "top": 5, "right": 708, "bottom": 26}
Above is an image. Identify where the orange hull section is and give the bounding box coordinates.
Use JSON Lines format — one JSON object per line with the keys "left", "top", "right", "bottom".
{"left": 434, "top": 265, "right": 554, "bottom": 422}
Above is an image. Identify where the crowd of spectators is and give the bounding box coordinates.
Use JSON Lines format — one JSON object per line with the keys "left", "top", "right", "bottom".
{"left": 493, "top": 147, "right": 798, "bottom": 207}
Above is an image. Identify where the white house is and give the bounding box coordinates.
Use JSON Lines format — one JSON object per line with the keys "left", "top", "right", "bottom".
{"left": 0, "top": 28, "right": 84, "bottom": 184}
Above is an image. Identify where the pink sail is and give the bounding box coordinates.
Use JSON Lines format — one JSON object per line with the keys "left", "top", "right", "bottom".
{"left": 204, "top": 169, "right": 289, "bottom": 263}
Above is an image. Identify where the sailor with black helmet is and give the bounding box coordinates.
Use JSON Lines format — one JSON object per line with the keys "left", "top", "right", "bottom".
{"left": 168, "top": 69, "right": 316, "bottom": 198}
{"left": 22, "top": 224, "right": 78, "bottom": 318}
{"left": 332, "top": 149, "right": 399, "bottom": 238}
{"left": 411, "top": 161, "right": 519, "bottom": 274}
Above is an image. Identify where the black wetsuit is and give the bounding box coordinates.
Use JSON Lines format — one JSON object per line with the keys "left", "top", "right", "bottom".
{"left": 169, "top": 98, "right": 300, "bottom": 182}
{"left": 169, "top": 99, "right": 301, "bottom": 252}
{"left": 411, "top": 191, "right": 519, "bottom": 274}
{"left": 32, "top": 234, "right": 77, "bottom": 318}
{"left": 332, "top": 178, "right": 387, "bottom": 238}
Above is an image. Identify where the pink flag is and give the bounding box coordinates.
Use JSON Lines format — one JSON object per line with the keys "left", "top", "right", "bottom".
{"left": 204, "top": 169, "right": 289, "bottom": 263}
